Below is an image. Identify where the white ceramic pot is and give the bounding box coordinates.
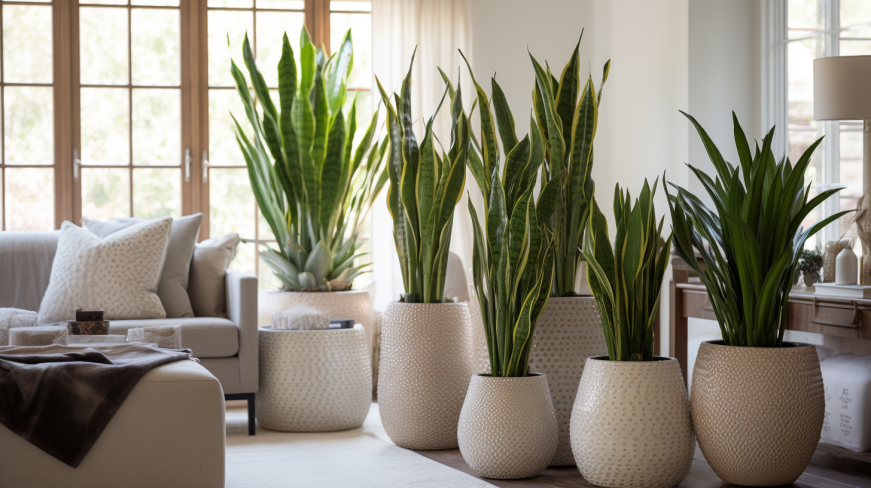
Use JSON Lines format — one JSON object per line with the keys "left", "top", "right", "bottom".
{"left": 377, "top": 301, "right": 472, "bottom": 450}
{"left": 256, "top": 325, "right": 372, "bottom": 432}
{"left": 571, "top": 356, "right": 694, "bottom": 488}
{"left": 528, "top": 296, "right": 607, "bottom": 466}
{"left": 259, "top": 290, "right": 375, "bottom": 390}
{"left": 458, "top": 374, "right": 557, "bottom": 479}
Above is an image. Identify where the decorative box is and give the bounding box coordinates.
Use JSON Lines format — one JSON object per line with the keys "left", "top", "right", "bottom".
{"left": 67, "top": 320, "right": 109, "bottom": 335}
{"left": 76, "top": 309, "right": 104, "bottom": 322}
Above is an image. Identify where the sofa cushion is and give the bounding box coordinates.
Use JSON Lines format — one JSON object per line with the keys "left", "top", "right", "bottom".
{"left": 38, "top": 220, "right": 171, "bottom": 324}
{"left": 0, "top": 231, "right": 59, "bottom": 311}
{"left": 109, "top": 317, "right": 239, "bottom": 358}
{"left": 83, "top": 214, "right": 203, "bottom": 319}
{"left": 189, "top": 234, "right": 240, "bottom": 318}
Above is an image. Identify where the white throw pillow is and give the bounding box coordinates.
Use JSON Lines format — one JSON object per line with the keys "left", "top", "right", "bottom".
{"left": 37, "top": 219, "right": 172, "bottom": 324}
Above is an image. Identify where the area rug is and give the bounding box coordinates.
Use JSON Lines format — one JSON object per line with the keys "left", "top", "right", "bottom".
{"left": 226, "top": 402, "right": 494, "bottom": 487}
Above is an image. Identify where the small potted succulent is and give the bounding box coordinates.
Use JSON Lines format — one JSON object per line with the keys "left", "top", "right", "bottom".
{"left": 232, "top": 28, "right": 386, "bottom": 345}
{"left": 799, "top": 245, "right": 824, "bottom": 287}
{"left": 667, "top": 112, "right": 850, "bottom": 486}
{"left": 570, "top": 179, "right": 694, "bottom": 488}
{"left": 458, "top": 55, "right": 558, "bottom": 480}
{"left": 374, "top": 52, "right": 472, "bottom": 451}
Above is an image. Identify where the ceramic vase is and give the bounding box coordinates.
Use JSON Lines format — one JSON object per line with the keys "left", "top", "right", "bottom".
{"left": 528, "top": 297, "right": 607, "bottom": 466}
{"left": 256, "top": 326, "right": 371, "bottom": 432}
{"left": 691, "top": 341, "right": 824, "bottom": 486}
{"left": 571, "top": 356, "right": 694, "bottom": 488}
{"left": 458, "top": 374, "right": 557, "bottom": 479}
{"left": 803, "top": 271, "right": 819, "bottom": 288}
{"left": 377, "top": 302, "right": 472, "bottom": 450}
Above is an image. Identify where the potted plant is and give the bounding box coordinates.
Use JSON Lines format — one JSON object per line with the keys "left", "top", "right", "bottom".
{"left": 570, "top": 179, "right": 694, "bottom": 488}
{"left": 667, "top": 112, "right": 850, "bottom": 486}
{"left": 373, "top": 52, "right": 472, "bottom": 450}
{"left": 232, "top": 28, "right": 386, "bottom": 348}
{"left": 458, "top": 57, "right": 558, "bottom": 480}
{"left": 799, "top": 245, "right": 823, "bottom": 287}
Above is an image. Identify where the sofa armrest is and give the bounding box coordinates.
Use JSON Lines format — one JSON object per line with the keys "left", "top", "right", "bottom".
{"left": 226, "top": 271, "right": 258, "bottom": 394}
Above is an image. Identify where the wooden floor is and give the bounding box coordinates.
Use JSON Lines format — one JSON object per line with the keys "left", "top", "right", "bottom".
{"left": 416, "top": 447, "right": 871, "bottom": 487}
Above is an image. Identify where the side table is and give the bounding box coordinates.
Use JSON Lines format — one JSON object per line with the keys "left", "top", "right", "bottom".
{"left": 256, "top": 325, "right": 371, "bottom": 432}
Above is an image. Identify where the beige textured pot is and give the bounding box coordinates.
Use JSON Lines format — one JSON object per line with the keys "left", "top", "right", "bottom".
{"left": 256, "top": 326, "right": 371, "bottom": 432}
{"left": 571, "top": 356, "right": 694, "bottom": 488}
{"left": 377, "top": 301, "right": 472, "bottom": 450}
{"left": 528, "top": 296, "right": 607, "bottom": 466}
{"left": 458, "top": 374, "right": 557, "bottom": 479}
{"left": 692, "top": 341, "right": 824, "bottom": 486}
{"left": 259, "top": 290, "right": 375, "bottom": 392}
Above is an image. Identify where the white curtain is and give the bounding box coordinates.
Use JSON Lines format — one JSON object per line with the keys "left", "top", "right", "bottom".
{"left": 369, "top": 0, "right": 475, "bottom": 311}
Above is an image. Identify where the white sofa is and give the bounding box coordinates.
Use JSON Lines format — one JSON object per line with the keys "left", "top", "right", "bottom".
{"left": 0, "top": 231, "right": 259, "bottom": 434}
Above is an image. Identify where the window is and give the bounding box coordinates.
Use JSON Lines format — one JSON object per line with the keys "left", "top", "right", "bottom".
{"left": 0, "top": 0, "right": 374, "bottom": 289}
{"left": 0, "top": 0, "right": 54, "bottom": 230}
{"left": 785, "top": 0, "right": 871, "bottom": 246}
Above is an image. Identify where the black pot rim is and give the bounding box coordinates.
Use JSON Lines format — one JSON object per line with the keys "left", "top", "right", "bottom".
{"left": 587, "top": 355, "right": 676, "bottom": 362}
{"left": 473, "top": 373, "right": 545, "bottom": 379}
{"left": 702, "top": 339, "right": 815, "bottom": 349}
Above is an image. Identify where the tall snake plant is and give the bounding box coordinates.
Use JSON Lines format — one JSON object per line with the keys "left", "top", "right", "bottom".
{"left": 375, "top": 51, "right": 470, "bottom": 304}
{"left": 583, "top": 179, "right": 672, "bottom": 361}
{"left": 667, "top": 112, "right": 851, "bottom": 347}
{"left": 232, "top": 28, "right": 388, "bottom": 291}
{"left": 464, "top": 55, "right": 556, "bottom": 377}
{"left": 530, "top": 33, "right": 610, "bottom": 297}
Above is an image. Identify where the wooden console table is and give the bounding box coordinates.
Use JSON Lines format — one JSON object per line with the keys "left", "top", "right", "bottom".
{"left": 668, "top": 256, "right": 871, "bottom": 463}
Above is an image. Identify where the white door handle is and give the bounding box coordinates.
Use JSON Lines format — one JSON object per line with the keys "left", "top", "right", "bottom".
{"left": 202, "top": 151, "right": 210, "bottom": 183}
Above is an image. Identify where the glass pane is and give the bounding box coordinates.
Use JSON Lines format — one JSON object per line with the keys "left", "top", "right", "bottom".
{"left": 4, "top": 86, "right": 53, "bottom": 165}
{"left": 258, "top": 0, "right": 304, "bottom": 9}
{"left": 331, "top": 1, "right": 371, "bottom": 12}
{"left": 82, "top": 167, "right": 130, "bottom": 220}
{"left": 131, "top": 8, "right": 181, "bottom": 86}
{"left": 840, "top": 124, "right": 863, "bottom": 225}
{"left": 209, "top": 88, "right": 249, "bottom": 166}
{"left": 210, "top": 167, "right": 254, "bottom": 236}
{"left": 255, "top": 11, "right": 305, "bottom": 87}
{"left": 81, "top": 88, "right": 130, "bottom": 166}
{"left": 82, "top": 0, "right": 128, "bottom": 4}
{"left": 208, "top": 0, "right": 253, "bottom": 7}
{"left": 788, "top": 0, "right": 822, "bottom": 38}
{"left": 330, "top": 13, "right": 371, "bottom": 88}
{"left": 5, "top": 167, "right": 53, "bottom": 231}
{"left": 840, "top": 0, "right": 871, "bottom": 32}
{"left": 80, "top": 7, "right": 128, "bottom": 85}
{"left": 232, "top": 242, "right": 256, "bottom": 275}
{"left": 133, "top": 167, "right": 180, "bottom": 218}
{"left": 132, "top": 0, "right": 180, "bottom": 6}
{"left": 258, "top": 244, "right": 282, "bottom": 290}
{"left": 132, "top": 89, "right": 180, "bottom": 165}
{"left": 3, "top": 5, "right": 52, "bottom": 83}
{"left": 208, "top": 10, "right": 253, "bottom": 86}
{"left": 839, "top": 40, "right": 871, "bottom": 56}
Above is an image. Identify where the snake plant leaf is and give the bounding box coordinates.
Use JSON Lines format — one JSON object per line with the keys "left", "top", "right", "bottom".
{"left": 319, "top": 111, "right": 346, "bottom": 234}
{"left": 554, "top": 33, "right": 582, "bottom": 147}
{"left": 461, "top": 51, "right": 499, "bottom": 184}
{"left": 491, "top": 78, "right": 519, "bottom": 153}
{"left": 529, "top": 51, "right": 565, "bottom": 175}
{"left": 326, "top": 30, "right": 353, "bottom": 113}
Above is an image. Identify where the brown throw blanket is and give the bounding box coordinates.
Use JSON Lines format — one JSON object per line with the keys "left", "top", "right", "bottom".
{"left": 0, "top": 344, "right": 193, "bottom": 467}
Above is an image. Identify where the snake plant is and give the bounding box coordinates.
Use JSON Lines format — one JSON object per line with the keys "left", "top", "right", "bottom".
{"left": 530, "top": 33, "right": 610, "bottom": 297}
{"left": 464, "top": 55, "right": 556, "bottom": 377}
{"left": 375, "top": 51, "right": 470, "bottom": 304}
{"left": 232, "top": 28, "right": 388, "bottom": 291}
{"left": 583, "top": 179, "right": 672, "bottom": 361}
{"left": 667, "top": 111, "right": 851, "bottom": 347}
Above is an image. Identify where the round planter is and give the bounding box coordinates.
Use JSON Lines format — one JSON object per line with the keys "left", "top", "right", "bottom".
{"left": 571, "top": 356, "right": 694, "bottom": 488}
{"left": 256, "top": 325, "right": 372, "bottom": 432}
{"left": 259, "top": 290, "right": 375, "bottom": 392}
{"left": 377, "top": 301, "right": 472, "bottom": 450}
{"left": 466, "top": 270, "right": 491, "bottom": 375}
{"left": 803, "top": 271, "right": 819, "bottom": 288}
{"left": 458, "top": 374, "right": 557, "bottom": 479}
{"left": 691, "top": 340, "right": 824, "bottom": 486}
{"left": 528, "top": 296, "right": 607, "bottom": 466}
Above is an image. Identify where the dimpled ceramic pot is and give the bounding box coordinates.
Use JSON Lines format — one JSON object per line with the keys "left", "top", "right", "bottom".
{"left": 571, "top": 356, "right": 694, "bottom": 488}
{"left": 528, "top": 297, "right": 607, "bottom": 466}
{"left": 377, "top": 301, "right": 472, "bottom": 450}
{"left": 691, "top": 341, "right": 824, "bottom": 486}
{"left": 458, "top": 374, "right": 557, "bottom": 479}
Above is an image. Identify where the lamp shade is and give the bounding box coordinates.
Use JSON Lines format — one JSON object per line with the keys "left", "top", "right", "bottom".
{"left": 814, "top": 55, "right": 871, "bottom": 120}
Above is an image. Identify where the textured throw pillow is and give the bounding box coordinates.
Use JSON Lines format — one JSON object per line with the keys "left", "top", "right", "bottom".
{"left": 82, "top": 213, "right": 203, "bottom": 318}
{"left": 0, "top": 308, "right": 38, "bottom": 346}
{"left": 37, "top": 219, "right": 172, "bottom": 324}
{"left": 189, "top": 234, "right": 240, "bottom": 318}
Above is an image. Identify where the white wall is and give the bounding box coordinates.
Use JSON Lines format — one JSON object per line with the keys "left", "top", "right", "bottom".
{"left": 470, "top": 0, "right": 690, "bottom": 354}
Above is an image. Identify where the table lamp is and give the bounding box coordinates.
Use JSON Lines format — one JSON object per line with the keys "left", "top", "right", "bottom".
{"left": 813, "top": 55, "right": 871, "bottom": 284}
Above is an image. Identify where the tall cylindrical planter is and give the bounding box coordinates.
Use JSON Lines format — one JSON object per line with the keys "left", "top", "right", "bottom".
{"left": 571, "top": 357, "right": 694, "bottom": 488}
{"left": 692, "top": 341, "right": 825, "bottom": 486}
{"left": 458, "top": 374, "right": 557, "bottom": 479}
{"left": 259, "top": 290, "right": 375, "bottom": 393}
{"left": 256, "top": 326, "right": 372, "bottom": 432}
{"left": 377, "top": 301, "right": 472, "bottom": 450}
{"left": 528, "top": 297, "right": 607, "bottom": 466}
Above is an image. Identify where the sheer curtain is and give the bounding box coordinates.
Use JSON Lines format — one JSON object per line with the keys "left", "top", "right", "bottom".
{"left": 369, "top": 0, "right": 475, "bottom": 311}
